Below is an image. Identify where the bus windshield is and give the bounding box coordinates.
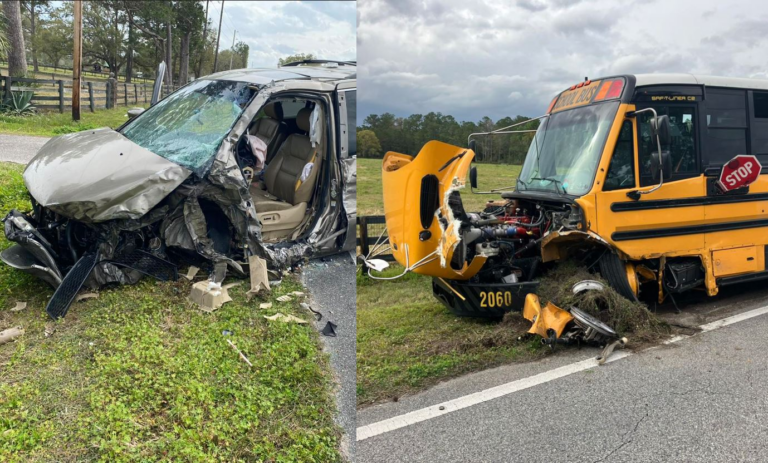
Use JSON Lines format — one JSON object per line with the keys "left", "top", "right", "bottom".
{"left": 518, "top": 101, "right": 619, "bottom": 196}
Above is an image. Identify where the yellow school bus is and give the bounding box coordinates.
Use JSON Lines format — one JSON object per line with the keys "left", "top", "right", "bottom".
{"left": 380, "top": 74, "right": 768, "bottom": 317}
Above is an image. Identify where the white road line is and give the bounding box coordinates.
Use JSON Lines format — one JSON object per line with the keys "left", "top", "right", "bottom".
{"left": 357, "top": 304, "right": 768, "bottom": 442}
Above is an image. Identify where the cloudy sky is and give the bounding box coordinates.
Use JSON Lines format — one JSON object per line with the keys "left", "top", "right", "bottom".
{"left": 358, "top": 0, "right": 768, "bottom": 122}
{"left": 206, "top": 1, "right": 356, "bottom": 68}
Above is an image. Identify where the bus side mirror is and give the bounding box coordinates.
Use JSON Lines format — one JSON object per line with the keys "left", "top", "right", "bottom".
{"left": 650, "top": 115, "right": 671, "bottom": 146}
{"left": 468, "top": 139, "right": 477, "bottom": 153}
{"left": 470, "top": 166, "right": 478, "bottom": 189}
{"left": 650, "top": 150, "right": 673, "bottom": 182}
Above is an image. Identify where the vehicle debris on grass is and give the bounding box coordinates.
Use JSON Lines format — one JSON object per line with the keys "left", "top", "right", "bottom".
{"left": 9, "top": 301, "right": 26, "bottom": 312}
{"left": 264, "top": 312, "right": 308, "bottom": 324}
{"left": 0, "top": 326, "right": 24, "bottom": 345}
{"left": 188, "top": 280, "right": 241, "bottom": 313}
{"left": 226, "top": 338, "right": 254, "bottom": 368}
{"left": 536, "top": 262, "right": 670, "bottom": 345}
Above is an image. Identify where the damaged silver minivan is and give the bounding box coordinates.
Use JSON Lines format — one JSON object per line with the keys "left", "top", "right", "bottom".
{"left": 2, "top": 60, "right": 357, "bottom": 318}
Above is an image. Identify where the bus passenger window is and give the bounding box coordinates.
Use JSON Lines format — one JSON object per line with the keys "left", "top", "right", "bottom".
{"left": 604, "top": 121, "right": 635, "bottom": 191}
{"left": 638, "top": 106, "right": 697, "bottom": 186}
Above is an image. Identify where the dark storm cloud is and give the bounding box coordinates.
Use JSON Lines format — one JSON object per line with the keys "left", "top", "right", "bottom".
{"left": 358, "top": 0, "right": 768, "bottom": 122}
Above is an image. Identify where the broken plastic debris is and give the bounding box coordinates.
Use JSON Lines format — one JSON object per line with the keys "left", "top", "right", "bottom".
{"left": 264, "top": 313, "right": 307, "bottom": 324}
{"left": 300, "top": 302, "right": 322, "bottom": 321}
{"left": 9, "top": 301, "right": 27, "bottom": 312}
{"left": 291, "top": 291, "right": 305, "bottom": 297}
{"left": 246, "top": 256, "right": 271, "bottom": 300}
{"left": 523, "top": 293, "right": 573, "bottom": 339}
{"left": 321, "top": 321, "right": 337, "bottom": 337}
{"left": 75, "top": 293, "right": 99, "bottom": 302}
{"left": 597, "top": 337, "right": 628, "bottom": 365}
{"left": 183, "top": 266, "right": 200, "bottom": 281}
{"left": 363, "top": 258, "right": 390, "bottom": 273}
{"left": 276, "top": 295, "right": 292, "bottom": 303}
{"left": 226, "top": 339, "right": 253, "bottom": 368}
{"left": 0, "top": 326, "right": 25, "bottom": 345}
{"left": 44, "top": 322, "right": 56, "bottom": 337}
{"left": 189, "top": 280, "right": 240, "bottom": 313}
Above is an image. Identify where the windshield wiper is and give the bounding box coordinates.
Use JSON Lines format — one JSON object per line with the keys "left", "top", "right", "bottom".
{"left": 516, "top": 177, "right": 528, "bottom": 191}
{"left": 530, "top": 176, "right": 568, "bottom": 194}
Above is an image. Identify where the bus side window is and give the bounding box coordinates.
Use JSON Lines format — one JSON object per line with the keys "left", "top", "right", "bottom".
{"left": 604, "top": 121, "right": 635, "bottom": 191}
{"left": 638, "top": 106, "right": 697, "bottom": 186}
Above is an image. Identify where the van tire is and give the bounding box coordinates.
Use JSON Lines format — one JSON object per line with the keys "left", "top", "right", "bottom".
{"left": 598, "top": 252, "right": 639, "bottom": 302}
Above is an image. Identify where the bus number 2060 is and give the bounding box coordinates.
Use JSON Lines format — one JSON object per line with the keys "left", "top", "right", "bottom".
{"left": 479, "top": 291, "right": 513, "bottom": 308}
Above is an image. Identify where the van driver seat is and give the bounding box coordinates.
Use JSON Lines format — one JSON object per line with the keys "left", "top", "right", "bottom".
{"left": 251, "top": 107, "right": 323, "bottom": 240}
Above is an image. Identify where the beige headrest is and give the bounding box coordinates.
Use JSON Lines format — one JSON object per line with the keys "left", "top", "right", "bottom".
{"left": 297, "top": 107, "right": 312, "bottom": 132}
{"left": 263, "top": 102, "right": 283, "bottom": 120}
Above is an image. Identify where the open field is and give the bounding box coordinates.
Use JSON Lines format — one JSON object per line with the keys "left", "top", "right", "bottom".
{"left": 356, "top": 158, "right": 546, "bottom": 406}
{"left": 0, "top": 106, "right": 144, "bottom": 137}
{"left": 357, "top": 157, "right": 522, "bottom": 216}
{"left": 0, "top": 163, "right": 342, "bottom": 461}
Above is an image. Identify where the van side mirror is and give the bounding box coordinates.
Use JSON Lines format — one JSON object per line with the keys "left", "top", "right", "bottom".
{"left": 650, "top": 150, "right": 673, "bottom": 182}
{"left": 650, "top": 115, "right": 671, "bottom": 146}
{"left": 470, "top": 166, "right": 478, "bottom": 189}
{"left": 127, "top": 108, "right": 145, "bottom": 119}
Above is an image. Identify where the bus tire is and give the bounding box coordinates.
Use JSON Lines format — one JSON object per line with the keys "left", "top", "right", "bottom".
{"left": 598, "top": 252, "right": 639, "bottom": 302}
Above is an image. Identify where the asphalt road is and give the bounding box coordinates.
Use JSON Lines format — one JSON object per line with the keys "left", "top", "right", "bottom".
{"left": 301, "top": 254, "right": 358, "bottom": 459}
{"left": 358, "top": 285, "right": 768, "bottom": 462}
{"left": 0, "top": 133, "right": 358, "bottom": 459}
{"left": 0, "top": 134, "right": 50, "bottom": 164}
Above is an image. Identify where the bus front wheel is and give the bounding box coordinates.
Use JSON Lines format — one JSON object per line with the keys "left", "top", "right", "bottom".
{"left": 598, "top": 252, "right": 639, "bottom": 302}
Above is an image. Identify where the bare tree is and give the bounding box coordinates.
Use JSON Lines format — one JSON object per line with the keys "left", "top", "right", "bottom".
{"left": 3, "top": 0, "right": 27, "bottom": 77}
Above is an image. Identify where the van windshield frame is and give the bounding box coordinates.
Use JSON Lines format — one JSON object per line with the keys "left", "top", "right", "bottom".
{"left": 121, "top": 79, "right": 258, "bottom": 176}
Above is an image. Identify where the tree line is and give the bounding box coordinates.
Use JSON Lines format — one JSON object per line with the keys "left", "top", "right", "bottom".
{"left": 357, "top": 112, "right": 541, "bottom": 164}
{"left": 0, "top": 0, "right": 251, "bottom": 84}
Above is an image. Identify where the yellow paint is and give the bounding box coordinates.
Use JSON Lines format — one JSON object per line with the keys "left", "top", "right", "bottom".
{"left": 523, "top": 294, "right": 573, "bottom": 338}
{"left": 381, "top": 140, "right": 487, "bottom": 280}
{"left": 585, "top": 103, "right": 768, "bottom": 297}
{"left": 712, "top": 246, "right": 759, "bottom": 277}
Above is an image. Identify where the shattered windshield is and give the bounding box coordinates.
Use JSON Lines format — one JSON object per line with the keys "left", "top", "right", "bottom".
{"left": 121, "top": 79, "right": 257, "bottom": 176}
{"left": 518, "top": 101, "right": 619, "bottom": 196}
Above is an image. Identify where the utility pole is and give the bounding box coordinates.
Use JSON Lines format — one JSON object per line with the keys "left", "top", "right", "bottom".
{"left": 72, "top": 0, "right": 83, "bottom": 121}
{"left": 229, "top": 30, "right": 237, "bottom": 70}
{"left": 213, "top": 0, "right": 224, "bottom": 73}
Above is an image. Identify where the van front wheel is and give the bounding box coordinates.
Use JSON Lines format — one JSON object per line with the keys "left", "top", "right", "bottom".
{"left": 598, "top": 252, "right": 639, "bottom": 302}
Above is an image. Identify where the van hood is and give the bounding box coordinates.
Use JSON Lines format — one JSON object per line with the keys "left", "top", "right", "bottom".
{"left": 24, "top": 128, "right": 192, "bottom": 222}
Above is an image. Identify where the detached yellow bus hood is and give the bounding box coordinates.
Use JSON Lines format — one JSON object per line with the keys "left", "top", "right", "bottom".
{"left": 381, "top": 141, "right": 487, "bottom": 280}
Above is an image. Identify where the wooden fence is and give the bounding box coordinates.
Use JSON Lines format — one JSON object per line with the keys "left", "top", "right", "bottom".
{"left": 357, "top": 215, "right": 394, "bottom": 261}
{"left": 0, "top": 60, "right": 153, "bottom": 84}
{"left": 0, "top": 76, "right": 179, "bottom": 113}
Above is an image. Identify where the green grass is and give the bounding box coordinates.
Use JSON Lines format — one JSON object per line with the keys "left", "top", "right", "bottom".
{"left": 0, "top": 163, "right": 342, "bottom": 462}
{"left": 357, "top": 158, "right": 535, "bottom": 406}
{"left": 356, "top": 158, "right": 522, "bottom": 216}
{"left": 356, "top": 267, "right": 546, "bottom": 406}
{"left": 0, "top": 106, "right": 144, "bottom": 137}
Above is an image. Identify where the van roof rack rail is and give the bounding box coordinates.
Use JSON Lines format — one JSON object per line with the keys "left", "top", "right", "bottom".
{"left": 281, "top": 60, "right": 356, "bottom": 67}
